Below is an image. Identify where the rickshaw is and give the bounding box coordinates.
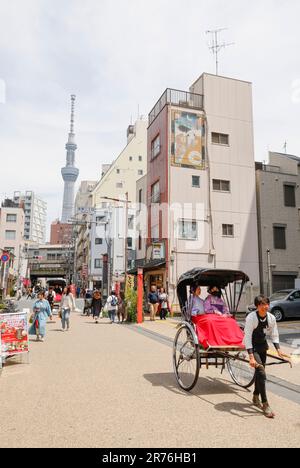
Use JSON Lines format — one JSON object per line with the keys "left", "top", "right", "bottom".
{"left": 173, "top": 268, "right": 290, "bottom": 392}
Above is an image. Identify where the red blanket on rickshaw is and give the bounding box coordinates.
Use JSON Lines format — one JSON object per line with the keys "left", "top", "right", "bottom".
{"left": 192, "top": 315, "right": 245, "bottom": 350}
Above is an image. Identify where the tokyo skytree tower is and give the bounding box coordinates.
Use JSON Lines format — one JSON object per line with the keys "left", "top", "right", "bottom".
{"left": 61, "top": 95, "right": 79, "bottom": 223}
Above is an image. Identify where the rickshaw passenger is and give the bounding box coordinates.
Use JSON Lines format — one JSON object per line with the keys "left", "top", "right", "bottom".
{"left": 204, "top": 286, "right": 230, "bottom": 316}
{"left": 189, "top": 286, "right": 205, "bottom": 317}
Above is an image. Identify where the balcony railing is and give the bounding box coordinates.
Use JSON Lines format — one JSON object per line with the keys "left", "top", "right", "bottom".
{"left": 149, "top": 88, "right": 204, "bottom": 125}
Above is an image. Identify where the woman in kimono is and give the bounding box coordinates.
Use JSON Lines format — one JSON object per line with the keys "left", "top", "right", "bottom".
{"left": 29, "top": 291, "right": 53, "bottom": 342}
{"left": 204, "top": 286, "right": 230, "bottom": 316}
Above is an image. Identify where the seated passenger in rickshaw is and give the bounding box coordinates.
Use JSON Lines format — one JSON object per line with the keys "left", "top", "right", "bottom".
{"left": 191, "top": 286, "right": 244, "bottom": 349}
{"left": 188, "top": 285, "right": 205, "bottom": 317}
{"left": 204, "top": 286, "right": 230, "bottom": 316}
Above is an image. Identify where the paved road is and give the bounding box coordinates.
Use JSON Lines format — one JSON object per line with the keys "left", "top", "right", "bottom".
{"left": 0, "top": 301, "right": 300, "bottom": 448}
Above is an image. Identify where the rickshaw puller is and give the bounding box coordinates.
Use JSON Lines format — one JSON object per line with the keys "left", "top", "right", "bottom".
{"left": 244, "top": 295, "right": 285, "bottom": 419}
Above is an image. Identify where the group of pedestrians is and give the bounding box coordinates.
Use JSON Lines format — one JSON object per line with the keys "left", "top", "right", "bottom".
{"left": 89, "top": 290, "right": 127, "bottom": 324}
{"left": 148, "top": 285, "right": 170, "bottom": 321}
{"left": 28, "top": 286, "right": 76, "bottom": 341}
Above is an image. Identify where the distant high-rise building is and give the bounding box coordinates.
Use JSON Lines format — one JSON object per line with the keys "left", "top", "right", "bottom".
{"left": 50, "top": 220, "right": 73, "bottom": 245}
{"left": 13, "top": 191, "right": 47, "bottom": 244}
{"left": 61, "top": 95, "right": 79, "bottom": 223}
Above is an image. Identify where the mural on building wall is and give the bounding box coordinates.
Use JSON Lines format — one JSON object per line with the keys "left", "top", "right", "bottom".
{"left": 171, "top": 111, "right": 206, "bottom": 170}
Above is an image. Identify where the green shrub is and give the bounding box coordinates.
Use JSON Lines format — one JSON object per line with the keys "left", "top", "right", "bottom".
{"left": 125, "top": 288, "right": 138, "bottom": 323}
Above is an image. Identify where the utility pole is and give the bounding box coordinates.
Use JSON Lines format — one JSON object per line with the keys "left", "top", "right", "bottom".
{"left": 267, "top": 249, "right": 273, "bottom": 297}
{"left": 206, "top": 28, "right": 234, "bottom": 75}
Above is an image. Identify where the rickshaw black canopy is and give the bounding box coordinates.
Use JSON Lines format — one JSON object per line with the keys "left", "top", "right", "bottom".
{"left": 177, "top": 268, "right": 249, "bottom": 313}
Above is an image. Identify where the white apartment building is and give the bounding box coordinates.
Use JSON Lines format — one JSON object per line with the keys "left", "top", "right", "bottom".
{"left": 90, "top": 206, "right": 136, "bottom": 295}
{"left": 92, "top": 118, "right": 148, "bottom": 207}
{"left": 0, "top": 199, "right": 26, "bottom": 286}
{"left": 13, "top": 191, "right": 47, "bottom": 244}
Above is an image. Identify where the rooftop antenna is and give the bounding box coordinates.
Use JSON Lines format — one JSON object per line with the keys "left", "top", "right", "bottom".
{"left": 283, "top": 141, "right": 288, "bottom": 154}
{"left": 206, "top": 28, "right": 234, "bottom": 75}
{"left": 70, "top": 94, "right": 76, "bottom": 134}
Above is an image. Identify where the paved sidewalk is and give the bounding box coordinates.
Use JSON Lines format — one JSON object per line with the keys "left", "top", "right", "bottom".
{"left": 0, "top": 313, "right": 299, "bottom": 448}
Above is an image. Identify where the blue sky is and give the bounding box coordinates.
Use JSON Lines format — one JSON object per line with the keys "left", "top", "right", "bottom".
{"left": 0, "top": 0, "right": 300, "bottom": 238}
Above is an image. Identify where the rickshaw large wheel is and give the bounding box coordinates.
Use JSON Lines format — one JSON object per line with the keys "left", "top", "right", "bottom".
{"left": 173, "top": 325, "right": 200, "bottom": 392}
{"left": 227, "top": 351, "right": 256, "bottom": 389}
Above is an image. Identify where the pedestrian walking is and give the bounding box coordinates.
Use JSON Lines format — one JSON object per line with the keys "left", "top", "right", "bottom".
{"left": 117, "top": 292, "right": 127, "bottom": 323}
{"left": 16, "top": 288, "right": 22, "bottom": 301}
{"left": 47, "top": 287, "right": 56, "bottom": 312}
{"left": 148, "top": 285, "right": 159, "bottom": 322}
{"left": 244, "top": 295, "right": 285, "bottom": 419}
{"left": 29, "top": 291, "right": 53, "bottom": 342}
{"left": 26, "top": 288, "right": 33, "bottom": 300}
{"left": 59, "top": 286, "right": 76, "bottom": 332}
{"left": 91, "top": 290, "right": 102, "bottom": 324}
{"left": 158, "top": 287, "right": 169, "bottom": 320}
{"left": 106, "top": 291, "right": 118, "bottom": 323}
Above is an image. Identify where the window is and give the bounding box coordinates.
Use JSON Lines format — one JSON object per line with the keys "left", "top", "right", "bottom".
{"left": 151, "top": 224, "right": 159, "bottom": 241}
{"left": 6, "top": 214, "right": 17, "bottom": 223}
{"left": 178, "top": 220, "right": 198, "bottom": 240}
{"left": 5, "top": 230, "right": 16, "bottom": 240}
{"left": 127, "top": 238, "right": 133, "bottom": 249}
{"left": 192, "top": 176, "right": 200, "bottom": 188}
{"left": 222, "top": 224, "right": 234, "bottom": 237}
{"left": 213, "top": 179, "right": 231, "bottom": 192}
{"left": 94, "top": 259, "right": 103, "bottom": 269}
{"left": 151, "top": 181, "right": 160, "bottom": 203}
{"left": 151, "top": 135, "right": 161, "bottom": 159}
{"left": 291, "top": 291, "right": 300, "bottom": 301}
{"left": 128, "top": 216, "right": 134, "bottom": 230}
{"left": 116, "top": 182, "right": 123, "bottom": 189}
{"left": 95, "top": 238, "right": 103, "bottom": 245}
{"left": 273, "top": 225, "right": 286, "bottom": 250}
{"left": 138, "top": 233, "right": 142, "bottom": 250}
{"left": 138, "top": 156, "right": 142, "bottom": 162}
{"left": 129, "top": 157, "right": 133, "bottom": 161}
{"left": 96, "top": 216, "right": 106, "bottom": 223}
{"left": 4, "top": 247, "right": 14, "bottom": 254}
{"left": 138, "top": 189, "right": 143, "bottom": 204}
{"left": 284, "top": 184, "right": 296, "bottom": 207}
{"left": 47, "top": 254, "right": 56, "bottom": 260}
{"left": 212, "top": 132, "right": 229, "bottom": 145}
{"left": 116, "top": 169, "right": 120, "bottom": 174}
{"left": 138, "top": 170, "right": 143, "bottom": 176}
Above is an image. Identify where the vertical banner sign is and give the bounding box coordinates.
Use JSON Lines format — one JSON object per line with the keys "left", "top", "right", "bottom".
{"left": 0, "top": 312, "right": 29, "bottom": 360}
{"left": 137, "top": 269, "right": 144, "bottom": 324}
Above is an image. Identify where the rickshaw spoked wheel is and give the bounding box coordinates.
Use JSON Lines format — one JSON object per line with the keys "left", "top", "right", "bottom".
{"left": 227, "top": 351, "right": 256, "bottom": 389}
{"left": 173, "top": 324, "right": 200, "bottom": 392}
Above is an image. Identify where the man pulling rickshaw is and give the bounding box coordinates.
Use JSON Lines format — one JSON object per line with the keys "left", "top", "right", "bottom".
{"left": 173, "top": 269, "right": 291, "bottom": 419}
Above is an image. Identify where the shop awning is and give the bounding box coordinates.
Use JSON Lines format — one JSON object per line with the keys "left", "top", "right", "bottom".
{"left": 127, "top": 260, "right": 166, "bottom": 276}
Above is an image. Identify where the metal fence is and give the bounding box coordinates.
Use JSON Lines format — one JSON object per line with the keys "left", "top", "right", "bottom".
{"left": 149, "top": 88, "right": 204, "bottom": 125}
